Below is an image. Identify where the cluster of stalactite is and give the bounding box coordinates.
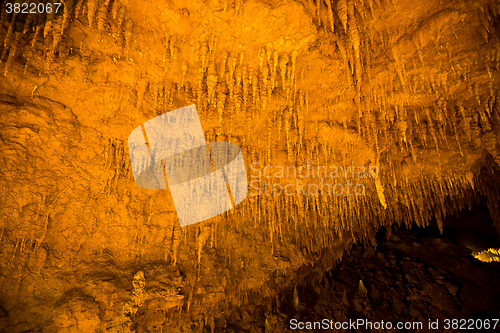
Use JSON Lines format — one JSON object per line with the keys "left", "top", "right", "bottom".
{"left": 0, "top": 0, "right": 133, "bottom": 75}
{"left": 1, "top": 0, "right": 500, "bottom": 273}
{"left": 159, "top": 170, "right": 488, "bottom": 270}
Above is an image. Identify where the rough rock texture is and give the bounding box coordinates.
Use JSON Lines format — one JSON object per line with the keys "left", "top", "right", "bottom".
{"left": 256, "top": 226, "right": 500, "bottom": 332}
{"left": 0, "top": 0, "right": 500, "bottom": 331}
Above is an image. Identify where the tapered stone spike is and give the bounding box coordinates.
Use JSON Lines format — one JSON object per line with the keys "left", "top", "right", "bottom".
{"left": 251, "top": 69, "right": 258, "bottom": 107}
{"left": 74, "top": 0, "right": 86, "bottom": 19}
{"left": 270, "top": 50, "right": 278, "bottom": 89}
{"left": 199, "top": 40, "right": 208, "bottom": 72}
{"left": 172, "top": 222, "right": 182, "bottom": 265}
{"left": 134, "top": 78, "right": 148, "bottom": 117}
{"left": 123, "top": 19, "right": 133, "bottom": 57}
{"left": 97, "top": 0, "right": 111, "bottom": 34}
{"left": 216, "top": 82, "right": 227, "bottom": 126}
{"left": 116, "top": 5, "right": 125, "bottom": 28}
{"left": 111, "top": 0, "right": 120, "bottom": 20}
{"left": 4, "top": 31, "right": 21, "bottom": 77}
{"left": 242, "top": 65, "right": 248, "bottom": 109}
{"left": 219, "top": 51, "right": 228, "bottom": 79}
{"left": 262, "top": 63, "right": 269, "bottom": 98}
{"left": 2, "top": 5, "right": 18, "bottom": 62}
{"left": 207, "top": 62, "right": 218, "bottom": 105}
{"left": 87, "top": 0, "right": 99, "bottom": 27}
{"left": 326, "top": 0, "right": 335, "bottom": 33}
{"left": 23, "top": 2, "right": 39, "bottom": 34}
{"left": 337, "top": 0, "right": 348, "bottom": 32}
{"left": 279, "top": 53, "right": 289, "bottom": 88}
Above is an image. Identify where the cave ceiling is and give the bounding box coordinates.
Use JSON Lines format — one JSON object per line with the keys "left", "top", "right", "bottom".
{"left": 0, "top": 0, "right": 500, "bottom": 331}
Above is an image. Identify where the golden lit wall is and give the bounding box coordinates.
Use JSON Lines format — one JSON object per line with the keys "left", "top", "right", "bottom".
{"left": 0, "top": 0, "right": 499, "bottom": 331}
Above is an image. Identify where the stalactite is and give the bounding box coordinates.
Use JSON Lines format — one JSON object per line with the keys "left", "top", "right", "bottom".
{"left": 291, "top": 50, "right": 298, "bottom": 84}
{"left": 87, "top": 0, "right": 99, "bottom": 27}
{"left": 200, "top": 40, "right": 209, "bottom": 73}
{"left": 235, "top": 65, "right": 242, "bottom": 89}
{"left": 135, "top": 79, "right": 148, "bottom": 116}
{"left": 43, "top": 0, "right": 56, "bottom": 38}
{"left": 227, "top": 75, "right": 235, "bottom": 103}
{"left": 207, "top": 62, "right": 218, "bottom": 105}
{"left": 111, "top": 0, "right": 120, "bottom": 19}
{"left": 335, "top": 35, "right": 353, "bottom": 87}
{"left": 424, "top": 107, "right": 439, "bottom": 151}
{"left": 251, "top": 68, "right": 258, "bottom": 107}
{"left": 258, "top": 46, "right": 266, "bottom": 71}
{"left": 123, "top": 19, "right": 133, "bottom": 57}
{"left": 197, "top": 226, "right": 210, "bottom": 265}
{"left": 172, "top": 222, "right": 182, "bottom": 266}
{"left": 97, "top": 0, "right": 111, "bottom": 34}
{"left": 337, "top": 0, "right": 348, "bottom": 32}
{"left": 23, "top": 3, "right": 38, "bottom": 34}
{"left": 285, "top": 62, "right": 293, "bottom": 104}
{"left": 326, "top": 0, "right": 335, "bottom": 33}
{"left": 477, "top": 107, "right": 491, "bottom": 132}
{"left": 242, "top": 65, "right": 248, "bottom": 109}
{"left": 262, "top": 63, "right": 269, "bottom": 101}
{"left": 270, "top": 50, "right": 278, "bottom": 90}
{"left": 235, "top": 86, "right": 242, "bottom": 119}
{"left": 74, "top": 0, "right": 85, "bottom": 19}
{"left": 219, "top": 51, "right": 228, "bottom": 79}
{"left": 4, "top": 30, "right": 19, "bottom": 75}
{"left": 279, "top": 53, "right": 289, "bottom": 88}
{"left": 348, "top": 4, "right": 360, "bottom": 61}
{"left": 180, "top": 61, "right": 188, "bottom": 89}
{"left": 216, "top": 82, "right": 227, "bottom": 126}
{"left": 285, "top": 115, "right": 291, "bottom": 159}
{"left": 45, "top": 15, "right": 64, "bottom": 69}
{"left": 116, "top": 5, "right": 126, "bottom": 28}
{"left": 228, "top": 53, "right": 237, "bottom": 80}
{"left": 458, "top": 104, "right": 471, "bottom": 142}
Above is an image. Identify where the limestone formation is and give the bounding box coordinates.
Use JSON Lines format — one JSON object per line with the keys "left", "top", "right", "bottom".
{"left": 0, "top": 0, "right": 499, "bottom": 330}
